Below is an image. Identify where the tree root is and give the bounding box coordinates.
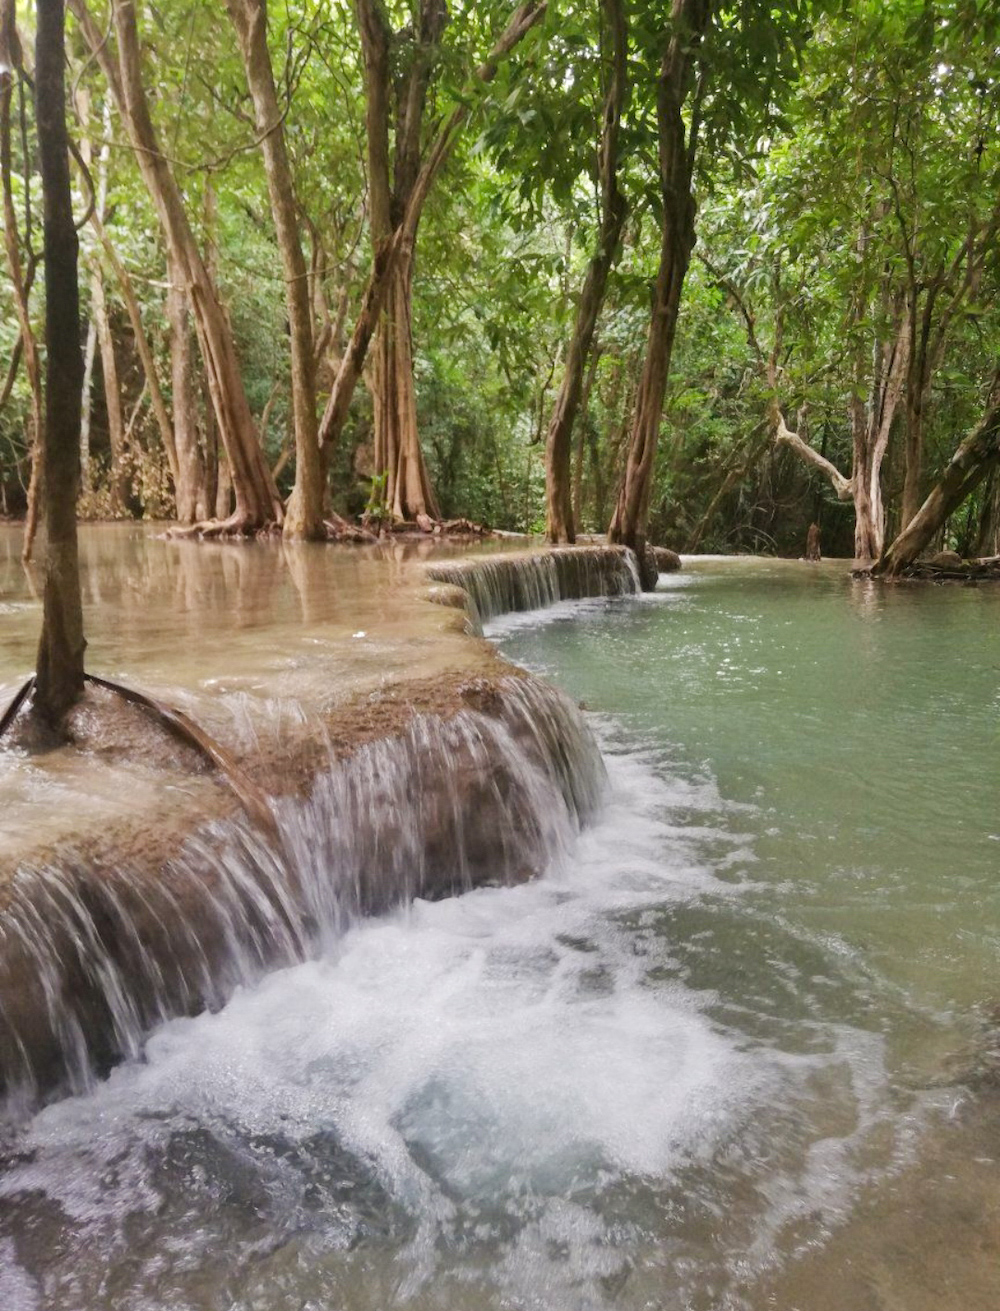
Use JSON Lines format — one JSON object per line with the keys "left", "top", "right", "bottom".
{"left": 1, "top": 669, "right": 278, "bottom": 840}
{"left": 325, "top": 511, "right": 379, "bottom": 543}
{"left": 166, "top": 512, "right": 279, "bottom": 540}
{"left": 858, "top": 554, "right": 1000, "bottom": 582}
{"left": 164, "top": 511, "right": 493, "bottom": 543}
{"left": 0, "top": 675, "right": 35, "bottom": 741}
{"left": 83, "top": 673, "right": 278, "bottom": 838}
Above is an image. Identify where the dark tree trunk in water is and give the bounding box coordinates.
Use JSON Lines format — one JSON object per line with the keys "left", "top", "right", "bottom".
{"left": 875, "top": 368, "right": 1000, "bottom": 577}
{"left": 32, "top": 0, "right": 85, "bottom": 733}
{"left": 545, "top": 0, "right": 627, "bottom": 543}
{"left": 606, "top": 0, "right": 708, "bottom": 581}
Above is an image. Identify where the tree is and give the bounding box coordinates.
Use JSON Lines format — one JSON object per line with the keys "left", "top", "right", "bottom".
{"left": 69, "top": 0, "right": 284, "bottom": 534}
{"left": 31, "top": 0, "right": 86, "bottom": 735}
{"left": 875, "top": 365, "right": 1000, "bottom": 576}
{"left": 544, "top": 0, "right": 628, "bottom": 543}
{"left": 337, "top": 0, "right": 546, "bottom": 524}
{"left": 747, "top": 2, "right": 1000, "bottom": 557}
{"left": 225, "top": 0, "right": 325, "bottom": 540}
{"left": 0, "top": 0, "right": 43, "bottom": 558}
{"left": 607, "top": 0, "right": 710, "bottom": 580}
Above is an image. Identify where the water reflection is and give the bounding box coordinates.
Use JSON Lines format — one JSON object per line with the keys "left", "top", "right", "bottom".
{"left": 0, "top": 523, "right": 518, "bottom": 693}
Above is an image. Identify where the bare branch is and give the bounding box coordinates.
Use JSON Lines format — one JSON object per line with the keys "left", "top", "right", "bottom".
{"left": 773, "top": 403, "right": 854, "bottom": 501}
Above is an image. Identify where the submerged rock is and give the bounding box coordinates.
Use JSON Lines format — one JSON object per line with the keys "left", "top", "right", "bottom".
{"left": 925, "top": 549, "right": 965, "bottom": 569}
{"left": 652, "top": 546, "right": 682, "bottom": 573}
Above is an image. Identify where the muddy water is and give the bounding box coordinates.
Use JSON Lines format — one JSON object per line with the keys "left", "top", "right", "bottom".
{"left": 0, "top": 524, "right": 500, "bottom": 863}
{"left": 0, "top": 538, "right": 998, "bottom": 1309}
{"left": 0, "top": 522, "right": 502, "bottom": 692}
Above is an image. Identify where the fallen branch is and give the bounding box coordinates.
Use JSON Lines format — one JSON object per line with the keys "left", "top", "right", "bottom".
{"left": 324, "top": 511, "right": 378, "bottom": 543}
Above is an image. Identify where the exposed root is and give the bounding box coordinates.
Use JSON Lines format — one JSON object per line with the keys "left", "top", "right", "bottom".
{"left": 0, "top": 675, "right": 35, "bottom": 741}
{"left": 1, "top": 668, "right": 276, "bottom": 839}
{"left": 325, "top": 511, "right": 378, "bottom": 544}
{"left": 166, "top": 512, "right": 277, "bottom": 540}
{"left": 866, "top": 554, "right": 1000, "bottom": 582}
{"left": 163, "top": 510, "right": 493, "bottom": 544}
{"left": 83, "top": 673, "right": 278, "bottom": 839}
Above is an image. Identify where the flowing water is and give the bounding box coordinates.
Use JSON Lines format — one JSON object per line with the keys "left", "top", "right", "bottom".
{"left": 1, "top": 546, "right": 999, "bottom": 1309}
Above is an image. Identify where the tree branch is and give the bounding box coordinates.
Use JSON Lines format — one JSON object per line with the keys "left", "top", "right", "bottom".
{"left": 773, "top": 402, "right": 854, "bottom": 501}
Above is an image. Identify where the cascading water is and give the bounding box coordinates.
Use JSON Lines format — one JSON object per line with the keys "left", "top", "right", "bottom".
{"left": 0, "top": 676, "right": 604, "bottom": 1112}
{"left": 2, "top": 550, "right": 995, "bottom": 1311}
{"left": 425, "top": 545, "right": 641, "bottom": 630}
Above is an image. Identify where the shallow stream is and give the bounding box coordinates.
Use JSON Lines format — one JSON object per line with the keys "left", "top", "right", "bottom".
{"left": 2, "top": 545, "right": 999, "bottom": 1309}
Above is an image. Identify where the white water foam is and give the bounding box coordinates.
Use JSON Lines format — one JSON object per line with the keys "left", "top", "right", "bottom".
{"left": 0, "top": 721, "right": 903, "bottom": 1310}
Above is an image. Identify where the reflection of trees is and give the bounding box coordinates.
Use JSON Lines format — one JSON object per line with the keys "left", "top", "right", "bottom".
{"left": 846, "top": 576, "right": 881, "bottom": 623}
{"left": 282, "top": 542, "right": 331, "bottom": 626}
{"left": 71, "top": 526, "right": 287, "bottom": 671}
{"left": 3, "top": 524, "right": 459, "bottom": 687}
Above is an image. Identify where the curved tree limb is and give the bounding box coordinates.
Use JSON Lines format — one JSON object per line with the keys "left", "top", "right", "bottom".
{"left": 84, "top": 673, "right": 278, "bottom": 838}
{"left": 773, "top": 402, "right": 854, "bottom": 501}
{"left": 875, "top": 366, "right": 1000, "bottom": 577}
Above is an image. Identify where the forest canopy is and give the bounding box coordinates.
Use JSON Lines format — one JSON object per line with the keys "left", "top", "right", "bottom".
{"left": 2, "top": 0, "right": 998, "bottom": 564}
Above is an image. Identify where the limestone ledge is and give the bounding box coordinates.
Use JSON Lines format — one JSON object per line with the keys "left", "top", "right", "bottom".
{"left": 0, "top": 545, "right": 635, "bottom": 1109}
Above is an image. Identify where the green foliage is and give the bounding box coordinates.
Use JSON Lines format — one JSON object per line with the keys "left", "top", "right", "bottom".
{"left": 2, "top": 0, "right": 997, "bottom": 555}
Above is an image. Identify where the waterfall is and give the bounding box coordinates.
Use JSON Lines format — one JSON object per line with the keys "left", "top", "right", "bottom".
{"left": 0, "top": 676, "right": 604, "bottom": 1116}
{"left": 426, "top": 545, "right": 641, "bottom": 630}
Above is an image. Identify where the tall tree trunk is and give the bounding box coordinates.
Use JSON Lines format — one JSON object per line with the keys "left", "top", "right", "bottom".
{"left": 317, "top": 0, "right": 545, "bottom": 483}
{"left": 0, "top": 2, "right": 44, "bottom": 559}
{"left": 875, "top": 367, "right": 1000, "bottom": 576}
{"left": 226, "top": 0, "right": 324, "bottom": 539}
{"left": 348, "top": 0, "right": 545, "bottom": 524}
{"left": 901, "top": 351, "right": 930, "bottom": 531}
{"left": 355, "top": 0, "right": 441, "bottom": 524}
{"left": 857, "top": 317, "right": 908, "bottom": 559}
{"left": 215, "top": 445, "right": 233, "bottom": 519}
{"left": 69, "top": 0, "right": 282, "bottom": 531}
{"left": 318, "top": 234, "right": 395, "bottom": 456}
{"left": 167, "top": 251, "right": 208, "bottom": 523}
{"left": 545, "top": 0, "right": 627, "bottom": 542}
{"left": 32, "top": 0, "right": 85, "bottom": 734}
{"left": 92, "top": 214, "right": 180, "bottom": 491}
{"left": 572, "top": 345, "right": 602, "bottom": 531}
{"left": 606, "top": 0, "right": 708, "bottom": 582}
{"left": 371, "top": 242, "right": 439, "bottom": 520}
{"left": 76, "top": 86, "right": 100, "bottom": 495}
{"left": 974, "top": 465, "right": 1000, "bottom": 558}
{"left": 80, "top": 311, "right": 97, "bottom": 490}
{"left": 90, "top": 263, "right": 129, "bottom": 512}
